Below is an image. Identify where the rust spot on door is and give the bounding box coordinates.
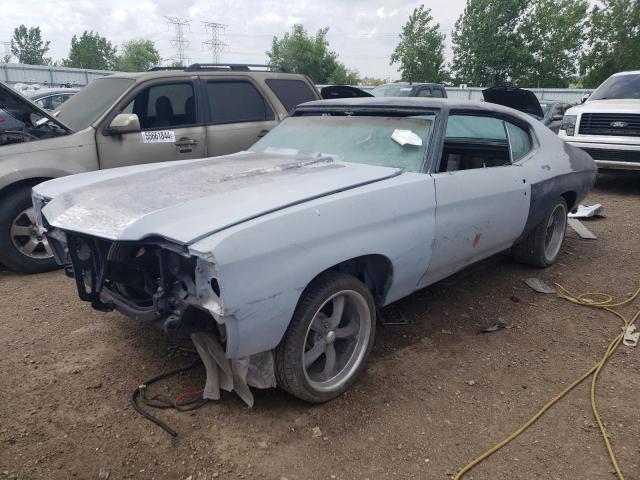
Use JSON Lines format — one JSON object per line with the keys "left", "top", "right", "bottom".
{"left": 472, "top": 233, "right": 481, "bottom": 247}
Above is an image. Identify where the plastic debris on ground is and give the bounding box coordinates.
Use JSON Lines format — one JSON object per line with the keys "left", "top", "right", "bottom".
{"left": 568, "top": 203, "right": 604, "bottom": 219}
{"left": 190, "top": 331, "right": 277, "bottom": 408}
{"left": 477, "top": 320, "right": 513, "bottom": 333}
{"left": 622, "top": 325, "right": 639, "bottom": 347}
{"left": 568, "top": 218, "right": 598, "bottom": 239}
{"left": 522, "top": 278, "right": 556, "bottom": 294}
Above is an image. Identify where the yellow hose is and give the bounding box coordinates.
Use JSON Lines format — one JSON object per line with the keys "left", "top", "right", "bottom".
{"left": 453, "top": 285, "right": 640, "bottom": 480}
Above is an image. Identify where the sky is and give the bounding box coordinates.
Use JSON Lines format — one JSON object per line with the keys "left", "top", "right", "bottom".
{"left": 1, "top": 0, "right": 468, "bottom": 79}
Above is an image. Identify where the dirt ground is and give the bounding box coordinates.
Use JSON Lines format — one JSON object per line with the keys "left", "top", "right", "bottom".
{"left": 1, "top": 173, "right": 639, "bottom": 480}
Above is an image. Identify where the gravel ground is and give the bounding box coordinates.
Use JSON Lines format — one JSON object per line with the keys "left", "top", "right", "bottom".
{"left": 1, "top": 172, "right": 639, "bottom": 480}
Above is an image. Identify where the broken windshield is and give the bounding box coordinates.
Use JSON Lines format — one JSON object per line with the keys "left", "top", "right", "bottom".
{"left": 250, "top": 115, "right": 435, "bottom": 173}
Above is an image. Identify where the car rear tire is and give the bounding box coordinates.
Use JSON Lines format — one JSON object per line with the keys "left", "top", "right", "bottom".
{"left": 513, "top": 197, "right": 568, "bottom": 268}
{"left": 0, "top": 186, "right": 57, "bottom": 274}
{"left": 275, "top": 271, "right": 376, "bottom": 403}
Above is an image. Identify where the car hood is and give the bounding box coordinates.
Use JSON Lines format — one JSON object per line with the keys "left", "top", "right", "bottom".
{"left": 0, "top": 81, "right": 72, "bottom": 133}
{"left": 482, "top": 86, "right": 544, "bottom": 119}
{"left": 570, "top": 99, "right": 640, "bottom": 114}
{"left": 36, "top": 151, "right": 402, "bottom": 244}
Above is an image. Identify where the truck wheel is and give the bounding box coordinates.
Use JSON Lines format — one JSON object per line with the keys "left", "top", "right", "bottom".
{"left": 513, "top": 197, "right": 568, "bottom": 268}
{"left": 275, "top": 271, "right": 376, "bottom": 403}
{"left": 0, "top": 186, "right": 57, "bottom": 274}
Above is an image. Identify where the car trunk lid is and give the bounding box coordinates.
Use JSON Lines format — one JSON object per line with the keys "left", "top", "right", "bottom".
{"left": 482, "top": 86, "right": 544, "bottom": 119}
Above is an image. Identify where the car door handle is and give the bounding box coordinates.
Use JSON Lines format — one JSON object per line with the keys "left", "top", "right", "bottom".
{"left": 175, "top": 138, "right": 198, "bottom": 146}
{"left": 257, "top": 129, "right": 269, "bottom": 138}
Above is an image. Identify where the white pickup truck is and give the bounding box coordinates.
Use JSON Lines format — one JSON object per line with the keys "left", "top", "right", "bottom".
{"left": 559, "top": 71, "right": 640, "bottom": 171}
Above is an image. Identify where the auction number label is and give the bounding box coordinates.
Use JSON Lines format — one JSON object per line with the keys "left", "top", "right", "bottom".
{"left": 141, "top": 130, "right": 176, "bottom": 143}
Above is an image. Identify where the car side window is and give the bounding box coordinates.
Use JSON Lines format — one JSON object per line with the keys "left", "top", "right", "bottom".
{"left": 417, "top": 87, "right": 432, "bottom": 97}
{"left": 431, "top": 87, "right": 445, "bottom": 98}
{"left": 121, "top": 82, "right": 196, "bottom": 130}
{"left": 206, "top": 80, "right": 274, "bottom": 125}
{"left": 265, "top": 79, "right": 318, "bottom": 112}
{"left": 553, "top": 104, "right": 564, "bottom": 117}
{"left": 439, "top": 115, "right": 511, "bottom": 172}
{"left": 50, "top": 94, "right": 69, "bottom": 110}
{"left": 505, "top": 121, "right": 532, "bottom": 161}
{"left": 35, "top": 97, "right": 50, "bottom": 110}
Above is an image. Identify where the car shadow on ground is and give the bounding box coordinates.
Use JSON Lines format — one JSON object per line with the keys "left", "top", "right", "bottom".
{"left": 594, "top": 171, "right": 640, "bottom": 195}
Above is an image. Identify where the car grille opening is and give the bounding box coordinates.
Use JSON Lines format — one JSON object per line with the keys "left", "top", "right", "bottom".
{"left": 578, "top": 113, "right": 640, "bottom": 137}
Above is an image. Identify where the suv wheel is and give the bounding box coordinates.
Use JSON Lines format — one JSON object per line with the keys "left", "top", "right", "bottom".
{"left": 0, "top": 186, "right": 57, "bottom": 274}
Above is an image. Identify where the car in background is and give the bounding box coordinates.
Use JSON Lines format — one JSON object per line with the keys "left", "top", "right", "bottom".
{"left": 538, "top": 101, "right": 575, "bottom": 133}
{"left": 482, "top": 87, "right": 574, "bottom": 133}
{"left": 33, "top": 97, "right": 596, "bottom": 403}
{"left": 28, "top": 88, "right": 79, "bottom": 111}
{"left": 559, "top": 70, "right": 640, "bottom": 171}
{"left": 371, "top": 82, "right": 447, "bottom": 98}
{"left": 0, "top": 64, "right": 321, "bottom": 273}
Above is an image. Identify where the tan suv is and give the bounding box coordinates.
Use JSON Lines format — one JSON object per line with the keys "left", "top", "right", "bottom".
{"left": 0, "top": 64, "right": 320, "bottom": 273}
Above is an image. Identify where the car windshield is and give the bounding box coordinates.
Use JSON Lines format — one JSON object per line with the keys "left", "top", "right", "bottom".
{"left": 539, "top": 103, "right": 552, "bottom": 116}
{"left": 371, "top": 85, "right": 414, "bottom": 97}
{"left": 56, "top": 77, "right": 134, "bottom": 131}
{"left": 250, "top": 114, "right": 435, "bottom": 173}
{"left": 590, "top": 74, "right": 640, "bottom": 100}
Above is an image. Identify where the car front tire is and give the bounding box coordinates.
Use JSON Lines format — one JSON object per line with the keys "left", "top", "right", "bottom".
{"left": 275, "top": 271, "right": 376, "bottom": 403}
{"left": 0, "top": 186, "right": 57, "bottom": 274}
{"left": 513, "top": 197, "right": 568, "bottom": 268}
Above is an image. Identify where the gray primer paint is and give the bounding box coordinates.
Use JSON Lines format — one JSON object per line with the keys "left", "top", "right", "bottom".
{"left": 34, "top": 97, "right": 596, "bottom": 360}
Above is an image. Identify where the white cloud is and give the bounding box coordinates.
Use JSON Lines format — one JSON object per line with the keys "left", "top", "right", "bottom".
{"left": 1, "top": 0, "right": 468, "bottom": 79}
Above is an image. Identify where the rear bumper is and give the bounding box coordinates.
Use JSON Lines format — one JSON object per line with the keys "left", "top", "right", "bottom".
{"left": 561, "top": 140, "right": 640, "bottom": 171}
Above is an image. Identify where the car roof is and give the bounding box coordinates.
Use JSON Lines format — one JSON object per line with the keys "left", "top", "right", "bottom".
{"left": 296, "top": 97, "right": 533, "bottom": 116}
{"left": 103, "top": 70, "right": 312, "bottom": 82}
{"left": 611, "top": 70, "right": 640, "bottom": 76}
{"left": 375, "top": 82, "right": 443, "bottom": 88}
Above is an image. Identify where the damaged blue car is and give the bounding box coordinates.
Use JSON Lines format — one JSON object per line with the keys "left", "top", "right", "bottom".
{"left": 32, "top": 98, "right": 596, "bottom": 403}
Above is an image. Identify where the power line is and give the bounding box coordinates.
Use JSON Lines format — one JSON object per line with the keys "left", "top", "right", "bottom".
{"left": 202, "top": 22, "right": 227, "bottom": 63}
{"left": 165, "top": 16, "right": 191, "bottom": 65}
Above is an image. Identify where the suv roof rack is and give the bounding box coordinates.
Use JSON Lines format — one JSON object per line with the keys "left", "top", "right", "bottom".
{"left": 184, "top": 63, "right": 288, "bottom": 73}
{"left": 147, "top": 66, "right": 185, "bottom": 71}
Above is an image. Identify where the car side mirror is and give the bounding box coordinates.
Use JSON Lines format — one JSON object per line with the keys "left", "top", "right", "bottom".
{"left": 552, "top": 114, "right": 563, "bottom": 121}
{"left": 109, "top": 113, "right": 140, "bottom": 134}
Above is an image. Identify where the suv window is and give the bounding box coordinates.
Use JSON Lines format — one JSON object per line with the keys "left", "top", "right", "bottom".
{"left": 417, "top": 87, "right": 432, "bottom": 97}
{"left": 265, "top": 79, "right": 318, "bottom": 112}
{"left": 206, "top": 80, "right": 274, "bottom": 125}
{"left": 122, "top": 82, "right": 196, "bottom": 130}
{"left": 431, "top": 87, "right": 445, "bottom": 98}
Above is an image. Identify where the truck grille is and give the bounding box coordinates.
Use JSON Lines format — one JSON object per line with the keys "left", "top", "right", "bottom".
{"left": 578, "top": 113, "right": 640, "bottom": 137}
{"left": 581, "top": 148, "right": 640, "bottom": 164}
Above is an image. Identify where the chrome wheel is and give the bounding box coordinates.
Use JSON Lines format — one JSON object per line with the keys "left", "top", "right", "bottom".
{"left": 10, "top": 207, "right": 53, "bottom": 259}
{"left": 543, "top": 203, "right": 567, "bottom": 261}
{"left": 302, "top": 290, "right": 372, "bottom": 393}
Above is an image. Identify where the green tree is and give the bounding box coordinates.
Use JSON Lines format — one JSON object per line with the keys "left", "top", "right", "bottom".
{"left": 267, "top": 24, "right": 359, "bottom": 84}
{"left": 581, "top": 0, "right": 640, "bottom": 87}
{"left": 451, "top": 0, "right": 529, "bottom": 86}
{"left": 360, "top": 76, "right": 385, "bottom": 86}
{"left": 390, "top": 5, "right": 447, "bottom": 83}
{"left": 519, "top": 0, "right": 589, "bottom": 87}
{"left": 10, "top": 25, "right": 50, "bottom": 65}
{"left": 63, "top": 31, "right": 117, "bottom": 70}
{"left": 117, "top": 39, "right": 161, "bottom": 72}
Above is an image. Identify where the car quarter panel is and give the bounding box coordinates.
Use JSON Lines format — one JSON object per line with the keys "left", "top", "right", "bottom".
{"left": 188, "top": 172, "right": 436, "bottom": 359}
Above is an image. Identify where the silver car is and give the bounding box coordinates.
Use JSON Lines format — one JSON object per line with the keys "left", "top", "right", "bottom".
{"left": 34, "top": 97, "right": 596, "bottom": 403}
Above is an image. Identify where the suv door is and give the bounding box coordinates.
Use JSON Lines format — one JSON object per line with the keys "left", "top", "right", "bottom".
{"left": 419, "top": 114, "right": 531, "bottom": 287}
{"left": 203, "top": 78, "right": 279, "bottom": 156}
{"left": 96, "top": 80, "right": 206, "bottom": 169}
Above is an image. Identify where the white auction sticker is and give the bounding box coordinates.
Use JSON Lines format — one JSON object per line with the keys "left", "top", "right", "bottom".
{"left": 141, "top": 130, "right": 176, "bottom": 143}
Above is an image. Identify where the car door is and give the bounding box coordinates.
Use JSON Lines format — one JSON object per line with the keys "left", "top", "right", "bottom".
{"left": 203, "top": 78, "right": 279, "bottom": 157}
{"left": 419, "top": 113, "right": 532, "bottom": 287}
{"left": 548, "top": 104, "right": 565, "bottom": 133}
{"left": 96, "top": 79, "right": 206, "bottom": 169}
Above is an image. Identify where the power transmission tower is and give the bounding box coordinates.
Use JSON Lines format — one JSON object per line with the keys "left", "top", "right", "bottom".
{"left": 165, "top": 16, "right": 191, "bottom": 65}
{"left": 202, "top": 22, "right": 227, "bottom": 63}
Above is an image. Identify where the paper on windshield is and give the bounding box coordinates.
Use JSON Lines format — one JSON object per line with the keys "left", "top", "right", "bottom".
{"left": 391, "top": 129, "right": 423, "bottom": 147}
